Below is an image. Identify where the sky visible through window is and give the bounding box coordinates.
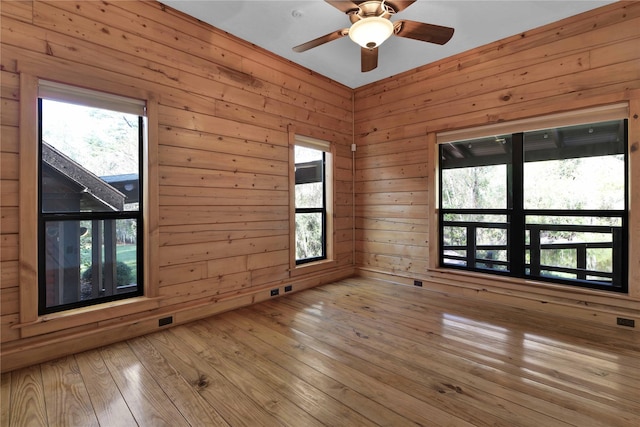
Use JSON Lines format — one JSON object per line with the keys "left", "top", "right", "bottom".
{"left": 41, "top": 99, "right": 139, "bottom": 177}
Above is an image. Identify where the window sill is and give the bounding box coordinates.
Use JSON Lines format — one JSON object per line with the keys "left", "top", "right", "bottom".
{"left": 290, "top": 259, "right": 337, "bottom": 277}
{"left": 15, "top": 296, "right": 162, "bottom": 338}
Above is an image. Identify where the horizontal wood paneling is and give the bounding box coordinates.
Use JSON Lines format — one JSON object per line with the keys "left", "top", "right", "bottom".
{"left": 0, "top": 0, "right": 353, "bottom": 368}
{"left": 158, "top": 127, "right": 288, "bottom": 161}
{"left": 356, "top": 3, "right": 640, "bottom": 100}
{"left": 354, "top": 1, "right": 640, "bottom": 319}
{"left": 159, "top": 223, "right": 288, "bottom": 248}
{"left": 3, "top": 0, "right": 637, "bottom": 370}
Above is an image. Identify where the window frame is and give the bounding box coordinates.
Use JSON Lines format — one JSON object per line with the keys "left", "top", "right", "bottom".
{"left": 18, "top": 66, "right": 159, "bottom": 334}
{"left": 288, "top": 129, "right": 335, "bottom": 274}
{"left": 435, "top": 104, "right": 630, "bottom": 293}
{"left": 294, "top": 150, "right": 327, "bottom": 265}
{"left": 37, "top": 88, "right": 146, "bottom": 314}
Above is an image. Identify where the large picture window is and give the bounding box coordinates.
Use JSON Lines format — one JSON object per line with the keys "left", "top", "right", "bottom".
{"left": 38, "top": 81, "right": 145, "bottom": 313}
{"left": 439, "top": 118, "right": 628, "bottom": 292}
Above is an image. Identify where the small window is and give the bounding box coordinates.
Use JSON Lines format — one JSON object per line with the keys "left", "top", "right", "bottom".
{"left": 38, "top": 81, "right": 145, "bottom": 313}
{"left": 439, "top": 118, "right": 628, "bottom": 292}
{"left": 295, "top": 145, "right": 327, "bottom": 264}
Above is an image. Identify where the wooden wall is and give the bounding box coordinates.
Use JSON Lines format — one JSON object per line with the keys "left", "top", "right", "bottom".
{"left": 0, "top": 0, "right": 354, "bottom": 371}
{"left": 2, "top": 0, "right": 639, "bottom": 372}
{"left": 354, "top": 2, "right": 640, "bottom": 326}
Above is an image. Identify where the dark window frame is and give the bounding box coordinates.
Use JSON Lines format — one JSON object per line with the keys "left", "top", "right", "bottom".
{"left": 438, "top": 120, "right": 629, "bottom": 293}
{"left": 294, "top": 152, "right": 327, "bottom": 265}
{"left": 37, "top": 98, "right": 145, "bottom": 314}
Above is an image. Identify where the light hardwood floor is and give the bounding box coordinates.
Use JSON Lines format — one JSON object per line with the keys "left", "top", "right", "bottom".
{"left": 2, "top": 277, "right": 639, "bottom": 426}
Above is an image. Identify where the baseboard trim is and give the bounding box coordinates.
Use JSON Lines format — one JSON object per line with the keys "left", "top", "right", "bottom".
{"left": 1, "top": 266, "right": 355, "bottom": 373}
{"left": 357, "top": 268, "right": 640, "bottom": 332}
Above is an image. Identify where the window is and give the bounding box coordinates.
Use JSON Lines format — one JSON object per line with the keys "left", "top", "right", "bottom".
{"left": 38, "top": 81, "right": 145, "bottom": 313}
{"left": 439, "top": 116, "right": 628, "bottom": 292}
{"left": 293, "top": 136, "right": 332, "bottom": 265}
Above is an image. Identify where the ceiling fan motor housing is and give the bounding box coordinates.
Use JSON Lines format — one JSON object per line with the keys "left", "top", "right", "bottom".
{"left": 347, "top": 1, "right": 395, "bottom": 23}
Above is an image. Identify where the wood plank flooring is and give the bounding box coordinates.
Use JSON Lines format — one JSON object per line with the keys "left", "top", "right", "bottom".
{"left": 2, "top": 277, "right": 639, "bottom": 426}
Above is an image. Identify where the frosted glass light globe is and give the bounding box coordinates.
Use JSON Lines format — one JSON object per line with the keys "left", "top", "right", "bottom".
{"left": 348, "top": 17, "right": 394, "bottom": 49}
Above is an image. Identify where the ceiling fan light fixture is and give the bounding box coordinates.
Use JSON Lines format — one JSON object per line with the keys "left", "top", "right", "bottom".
{"left": 348, "top": 16, "right": 394, "bottom": 49}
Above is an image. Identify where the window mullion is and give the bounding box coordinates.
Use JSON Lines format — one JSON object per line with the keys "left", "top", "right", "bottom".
{"left": 510, "top": 133, "right": 525, "bottom": 276}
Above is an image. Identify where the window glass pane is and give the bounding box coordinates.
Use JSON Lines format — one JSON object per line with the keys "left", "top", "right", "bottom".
{"left": 440, "top": 135, "right": 512, "bottom": 168}
{"left": 442, "top": 225, "right": 467, "bottom": 267}
{"left": 526, "top": 215, "right": 622, "bottom": 227}
{"left": 41, "top": 99, "right": 140, "bottom": 213}
{"left": 476, "top": 227, "right": 508, "bottom": 271}
{"left": 295, "top": 146, "right": 324, "bottom": 208}
{"left": 525, "top": 215, "right": 620, "bottom": 286}
{"left": 441, "top": 165, "right": 507, "bottom": 209}
{"left": 524, "top": 120, "right": 625, "bottom": 210}
{"left": 440, "top": 136, "right": 511, "bottom": 210}
{"left": 294, "top": 144, "right": 326, "bottom": 263}
{"left": 295, "top": 212, "right": 323, "bottom": 260}
{"left": 296, "top": 182, "right": 323, "bottom": 208}
{"left": 442, "top": 216, "right": 509, "bottom": 272}
{"left": 43, "top": 219, "right": 139, "bottom": 310}
{"left": 523, "top": 155, "right": 624, "bottom": 210}
{"left": 443, "top": 213, "right": 507, "bottom": 223}
{"left": 295, "top": 145, "right": 322, "bottom": 163}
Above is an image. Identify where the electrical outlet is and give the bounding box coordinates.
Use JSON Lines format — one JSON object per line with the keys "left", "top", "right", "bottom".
{"left": 414, "top": 280, "right": 423, "bottom": 287}
{"left": 284, "top": 285, "right": 293, "bottom": 292}
{"left": 616, "top": 317, "right": 635, "bottom": 328}
{"left": 159, "top": 316, "right": 173, "bottom": 327}
{"left": 270, "top": 288, "right": 280, "bottom": 297}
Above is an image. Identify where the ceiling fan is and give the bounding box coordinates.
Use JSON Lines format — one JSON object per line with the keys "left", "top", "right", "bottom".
{"left": 292, "top": 0, "right": 454, "bottom": 72}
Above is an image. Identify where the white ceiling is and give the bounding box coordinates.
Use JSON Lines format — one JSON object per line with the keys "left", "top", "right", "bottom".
{"left": 161, "top": 0, "right": 615, "bottom": 88}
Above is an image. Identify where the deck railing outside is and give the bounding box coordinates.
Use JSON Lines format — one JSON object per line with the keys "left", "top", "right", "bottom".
{"left": 441, "top": 211, "right": 624, "bottom": 288}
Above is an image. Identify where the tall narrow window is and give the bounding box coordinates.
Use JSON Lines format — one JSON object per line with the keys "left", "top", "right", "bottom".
{"left": 439, "top": 118, "right": 628, "bottom": 292}
{"left": 38, "top": 81, "right": 145, "bottom": 313}
{"left": 294, "top": 137, "right": 331, "bottom": 265}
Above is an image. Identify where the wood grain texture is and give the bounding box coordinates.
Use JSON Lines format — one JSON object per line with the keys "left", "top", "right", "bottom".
{"left": 628, "top": 95, "right": 640, "bottom": 299}
{"left": 354, "top": 1, "right": 640, "bottom": 314}
{"left": 99, "top": 341, "right": 188, "bottom": 426}
{"left": 1, "top": 0, "right": 353, "bottom": 365}
{"left": 16, "top": 71, "right": 38, "bottom": 326}
{"left": 74, "top": 349, "right": 138, "bottom": 426}
{"left": 2, "top": 278, "right": 639, "bottom": 426}
{"left": 40, "top": 356, "right": 98, "bottom": 427}
{"left": 0, "top": 373, "right": 11, "bottom": 425}
{"left": 127, "top": 337, "right": 230, "bottom": 426}
{"left": 1, "top": 0, "right": 637, "bottom": 373}
{"left": 7, "top": 365, "right": 47, "bottom": 426}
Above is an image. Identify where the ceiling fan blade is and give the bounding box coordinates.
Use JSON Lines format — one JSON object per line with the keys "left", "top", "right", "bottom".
{"left": 361, "top": 47, "right": 378, "bottom": 72}
{"left": 387, "top": 0, "right": 417, "bottom": 12}
{"left": 394, "top": 20, "right": 454, "bottom": 45}
{"left": 293, "top": 29, "right": 348, "bottom": 53}
{"left": 325, "top": 0, "right": 361, "bottom": 14}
